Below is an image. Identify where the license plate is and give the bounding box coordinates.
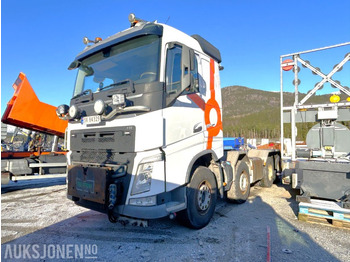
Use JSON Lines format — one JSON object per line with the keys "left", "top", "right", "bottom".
{"left": 82, "top": 115, "right": 101, "bottom": 124}
{"left": 76, "top": 178, "right": 94, "bottom": 193}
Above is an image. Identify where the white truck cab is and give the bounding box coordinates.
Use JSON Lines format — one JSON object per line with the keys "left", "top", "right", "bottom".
{"left": 57, "top": 14, "right": 279, "bottom": 228}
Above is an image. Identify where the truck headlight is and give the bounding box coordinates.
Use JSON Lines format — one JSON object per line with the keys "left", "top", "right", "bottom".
{"left": 131, "top": 163, "right": 153, "bottom": 195}
{"left": 131, "top": 153, "right": 164, "bottom": 195}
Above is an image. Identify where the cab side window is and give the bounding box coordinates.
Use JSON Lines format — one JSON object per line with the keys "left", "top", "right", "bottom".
{"left": 165, "top": 44, "right": 199, "bottom": 106}
{"left": 165, "top": 45, "right": 182, "bottom": 95}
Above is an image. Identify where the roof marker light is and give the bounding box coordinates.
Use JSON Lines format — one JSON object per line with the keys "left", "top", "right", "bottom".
{"left": 128, "top": 13, "right": 146, "bottom": 27}
{"left": 95, "top": 37, "right": 102, "bottom": 43}
{"left": 83, "top": 37, "right": 90, "bottom": 45}
{"left": 83, "top": 36, "right": 103, "bottom": 45}
{"left": 128, "top": 13, "right": 136, "bottom": 23}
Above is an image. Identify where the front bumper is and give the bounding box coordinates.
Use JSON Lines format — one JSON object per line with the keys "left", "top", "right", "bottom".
{"left": 67, "top": 163, "right": 186, "bottom": 220}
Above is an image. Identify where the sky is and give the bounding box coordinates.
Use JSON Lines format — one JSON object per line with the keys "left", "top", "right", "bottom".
{"left": 1, "top": 0, "right": 350, "bottom": 115}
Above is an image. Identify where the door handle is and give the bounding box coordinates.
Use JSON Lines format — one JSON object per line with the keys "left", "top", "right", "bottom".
{"left": 193, "top": 123, "right": 202, "bottom": 133}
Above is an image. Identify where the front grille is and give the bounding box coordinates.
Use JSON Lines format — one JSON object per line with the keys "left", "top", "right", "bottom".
{"left": 70, "top": 126, "right": 135, "bottom": 153}
{"left": 82, "top": 138, "right": 95, "bottom": 143}
{"left": 98, "top": 137, "right": 115, "bottom": 143}
{"left": 80, "top": 149, "right": 115, "bottom": 164}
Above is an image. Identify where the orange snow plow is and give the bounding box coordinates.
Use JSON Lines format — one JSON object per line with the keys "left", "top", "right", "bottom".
{"left": 1, "top": 72, "right": 68, "bottom": 137}
{"left": 1, "top": 73, "right": 68, "bottom": 184}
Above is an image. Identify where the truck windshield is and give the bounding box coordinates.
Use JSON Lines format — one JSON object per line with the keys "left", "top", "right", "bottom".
{"left": 73, "top": 35, "right": 161, "bottom": 97}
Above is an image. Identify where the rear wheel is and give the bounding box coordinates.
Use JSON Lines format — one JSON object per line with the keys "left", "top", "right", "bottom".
{"left": 226, "top": 161, "right": 250, "bottom": 204}
{"left": 274, "top": 154, "right": 281, "bottom": 173}
{"left": 260, "top": 156, "right": 275, "bottom": 187}
{"left": 177, "top": 166, "right": 217, "bottom": 229}
{"left": 274, "top": 154, "right": 281, "bottom": 183}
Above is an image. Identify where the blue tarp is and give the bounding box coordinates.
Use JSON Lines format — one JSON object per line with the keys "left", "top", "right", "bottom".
{"left": 223, "top": 137, "right": 244, "bottom": 150}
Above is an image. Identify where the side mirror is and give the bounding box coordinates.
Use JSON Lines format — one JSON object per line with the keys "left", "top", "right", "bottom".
{"left": 68, "top": 60, "right": 81, "bottom": 70}
{"left": 181, "top": 45, "right": 191, "bottom": 90}
{"left": 166, "top": 43, "right": 196, "bottom": 107}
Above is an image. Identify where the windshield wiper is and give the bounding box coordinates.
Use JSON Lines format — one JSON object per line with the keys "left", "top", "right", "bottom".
{"left": 99, "top": 79, "right": 135, "bottom": 93}
{"left": 72, "top": 89, "right": 92, "bottom": 99}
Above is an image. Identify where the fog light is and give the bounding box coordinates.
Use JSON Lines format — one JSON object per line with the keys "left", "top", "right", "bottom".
{"left": 94, "top": 99, "right": 106, "bottom": 115}
{"left": 56, "top": 104, "right": 69, "bottom": 117}
{"left": 129, "top": 196, "right": 156, "bottom": 206}
{"left": 69, "top": 105, "right": 80, "bottom": 119}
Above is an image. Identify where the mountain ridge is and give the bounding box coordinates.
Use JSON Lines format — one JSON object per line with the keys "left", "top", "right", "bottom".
{"left": 221, "top": 85, "right": 349, "bottom": 139}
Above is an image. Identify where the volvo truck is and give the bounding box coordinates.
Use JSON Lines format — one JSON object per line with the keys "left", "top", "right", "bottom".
{"left": 57, "top": 14, "right": 280, "bottom": 228}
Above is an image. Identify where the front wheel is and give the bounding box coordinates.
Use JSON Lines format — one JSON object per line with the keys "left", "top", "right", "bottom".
{"left": 177, "top": 167, "right": 217, "bottom": 229}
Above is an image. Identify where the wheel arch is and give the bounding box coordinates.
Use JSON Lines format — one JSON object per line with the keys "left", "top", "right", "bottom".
{"left": 185, "top": 150, "right": 219, "bottom": 185}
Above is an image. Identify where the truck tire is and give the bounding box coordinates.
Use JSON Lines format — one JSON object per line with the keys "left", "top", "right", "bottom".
{"left": 260, "top": 156, "right": 275, "bottom": 187}
{"left": 274, "top": 154, "right": 282, "bottom": 183}
{"left": 226, "top": 161, "right": 250, "bottom": 204}
{"left": 177, "top": 166, "right": 217, "bottom": 229}
{"left": 274, "top": 154, "right": 281, "bottom": 173}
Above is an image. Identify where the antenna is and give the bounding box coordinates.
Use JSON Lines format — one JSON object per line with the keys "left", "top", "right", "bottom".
{"left": 165, "top": 16, "right": 170, "bottom": 24}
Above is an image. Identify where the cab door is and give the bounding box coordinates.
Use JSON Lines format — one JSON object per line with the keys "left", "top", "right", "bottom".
{"left": 162, "top": 43, "right": 205, "bottom": 191}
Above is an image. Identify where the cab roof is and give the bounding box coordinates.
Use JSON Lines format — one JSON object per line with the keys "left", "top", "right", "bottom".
{"left": 75, "top": 22, "right": 221, "bottom": 64}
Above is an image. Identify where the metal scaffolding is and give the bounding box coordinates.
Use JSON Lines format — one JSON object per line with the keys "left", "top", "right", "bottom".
{"left": 280, "top": 42, "right": 350, "bottom": 160}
